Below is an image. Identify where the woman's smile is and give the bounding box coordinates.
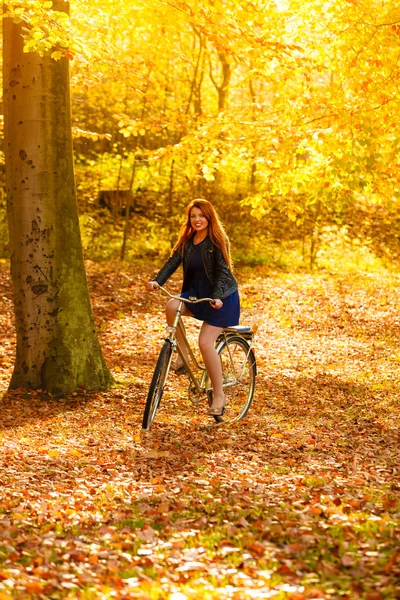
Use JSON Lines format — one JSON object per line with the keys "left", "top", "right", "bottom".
{"left": 190, "top": 207, "right": 209, "bottom": 232}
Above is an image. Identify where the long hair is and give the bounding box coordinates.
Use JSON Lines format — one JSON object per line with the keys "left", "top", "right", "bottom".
{"left": 173, "top": 199, "right": 233, "bottom": 270}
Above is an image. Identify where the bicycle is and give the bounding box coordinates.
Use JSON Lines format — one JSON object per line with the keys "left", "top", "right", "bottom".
{"left": 142, "top": 284, "right": 257, "bottom": 430}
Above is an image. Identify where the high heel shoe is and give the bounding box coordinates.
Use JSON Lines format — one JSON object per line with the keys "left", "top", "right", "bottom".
{"left": 207, "top": 398, "right": 226, "bottom": 416}
{"left": 207, "top": 406, "right": 225, "bottom": 416}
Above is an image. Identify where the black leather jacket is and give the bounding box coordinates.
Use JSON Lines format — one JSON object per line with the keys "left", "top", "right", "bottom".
{"left": 154, "top": 236, "right": 238, "bottom": 300}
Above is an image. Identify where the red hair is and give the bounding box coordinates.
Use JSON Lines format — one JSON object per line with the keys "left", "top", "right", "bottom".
{"left": 173, "top": 199, "right": 233, "bottom": 270}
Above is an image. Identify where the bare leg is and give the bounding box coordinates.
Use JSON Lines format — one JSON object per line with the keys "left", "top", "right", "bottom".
{"left": 199, "top": 322, "right": 224, "bottom": 410}
{"left": 166, "top": 299, "right": 193, "bottom": 367}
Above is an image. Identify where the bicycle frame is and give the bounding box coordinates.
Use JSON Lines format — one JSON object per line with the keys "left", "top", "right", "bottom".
{"left": 157, "top": 284, "right": 255, "bottom": 398}
{"left": 158, "top": 287, "right": 212, "bottom": 399}
{"left": 142, "top": 283, "right": 257, "bottom": 428}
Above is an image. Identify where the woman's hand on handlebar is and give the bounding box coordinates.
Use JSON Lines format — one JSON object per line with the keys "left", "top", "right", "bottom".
{"left": 211, "top": 299, "right": 223, "bottom": 309}
{"left": 147, "top": 281, "right": 159, "bottom": 291}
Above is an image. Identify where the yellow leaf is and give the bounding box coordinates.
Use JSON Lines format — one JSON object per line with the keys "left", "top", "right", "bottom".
{"left": 43, "top": 1, "right": 53, "bottom": 7}
{"left": 69, "top": 448, "right": 80, "bottom": 456}
{"left": 48, "top": 450, "right": 60, "bottom": 458}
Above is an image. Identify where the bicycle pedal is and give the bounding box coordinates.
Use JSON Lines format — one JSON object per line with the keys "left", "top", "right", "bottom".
{"left": 188, "top": 386, "right": 203, "bottom": 405}
{"left": 189, "top": 397, "right": 203, "bottom": 405}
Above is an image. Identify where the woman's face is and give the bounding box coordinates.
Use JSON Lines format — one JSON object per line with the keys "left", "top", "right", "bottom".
{"left": 190, "top": 206, "right": 209, "bottom": 233}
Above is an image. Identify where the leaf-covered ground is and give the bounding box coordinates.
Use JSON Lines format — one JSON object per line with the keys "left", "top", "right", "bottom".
{"left": 0, "top": 259, "right": 399, "bottom": 600}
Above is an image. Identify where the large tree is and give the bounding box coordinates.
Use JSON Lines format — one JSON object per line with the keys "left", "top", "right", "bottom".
{"left": 3, "top": 0, "right": 112, "bottom": 393}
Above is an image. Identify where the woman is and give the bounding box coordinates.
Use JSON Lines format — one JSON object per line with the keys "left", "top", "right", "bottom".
{"left": 147, "top": 199, "right": 240, "bottom": 416}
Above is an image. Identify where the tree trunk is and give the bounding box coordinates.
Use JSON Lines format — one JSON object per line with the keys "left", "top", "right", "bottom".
{"left": 168, "top": 158, "right": 175, "bottom": 246}
{"left": 3, "top": 3, "right": 113, "bottom": 394}
{"left": 208, "top": 50, "right": 232, "bottom": 192}
{"left": 249, "top": 79, "right": 257, "bottom": 190}
{"left": 216, "top": 52, "right": 231, "bottom": 112}
{"left": 209, "top": 51, "right": 231, "bottom": 112}
{"left": 186, "top": 27, "right": 205, "bottom": 116}
{"left": 120, "top": 156, "right": 137, "bottom": 261}
{"left": 309, "top": 200, "right": 322, "bottom": 269}
{"left": 120, "top": 65, "right": 152, "bottom": 260}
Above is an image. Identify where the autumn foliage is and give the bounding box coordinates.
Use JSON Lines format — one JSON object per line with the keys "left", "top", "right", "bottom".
{"left": 2, "top": 0, "right": 400, "bottom": 265}
{"left": 1, "top": 260, "right": 400, "bottom": 598}
{"left": 1, "top": 1, "right": 400, "bottom": 598}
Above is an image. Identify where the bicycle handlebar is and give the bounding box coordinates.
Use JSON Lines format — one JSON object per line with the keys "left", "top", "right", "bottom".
{"left": 152, "top": 283, "right": 215, "bottom": 305}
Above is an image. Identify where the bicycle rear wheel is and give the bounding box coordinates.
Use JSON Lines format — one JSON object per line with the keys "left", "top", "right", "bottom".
{"left": 212, "top": 335, "right": 256, "bottom": 424}
{"left": 142, "top": 341, "right": 172, "bottom": 429}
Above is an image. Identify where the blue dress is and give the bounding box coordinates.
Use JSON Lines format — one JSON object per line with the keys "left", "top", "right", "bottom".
{"left": 180, "top": 238, "right": 240, "bottom": 328}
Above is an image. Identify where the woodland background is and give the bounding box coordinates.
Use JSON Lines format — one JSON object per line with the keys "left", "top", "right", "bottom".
{"left": 2, "top": 0, "right": 400, "bottom": 268}
{"left": 0, "top": 1, "right": 400, "bottom": 599}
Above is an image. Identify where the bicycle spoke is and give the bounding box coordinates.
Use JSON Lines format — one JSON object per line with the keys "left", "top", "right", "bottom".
{"left": 214, "top": 335, "right": 256, "bottom": 423}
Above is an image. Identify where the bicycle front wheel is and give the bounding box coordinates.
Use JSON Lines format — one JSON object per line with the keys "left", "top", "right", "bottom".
{"left": 213, "top": 335, "right": 256, "bottom": 424}
{"left": 142, "top": 341, "right": 172, "bottom": 430}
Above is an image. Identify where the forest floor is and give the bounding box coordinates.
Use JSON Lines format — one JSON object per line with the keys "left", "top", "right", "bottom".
{"left": 0, "top": 259, "right": 399, "bottom": 600}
